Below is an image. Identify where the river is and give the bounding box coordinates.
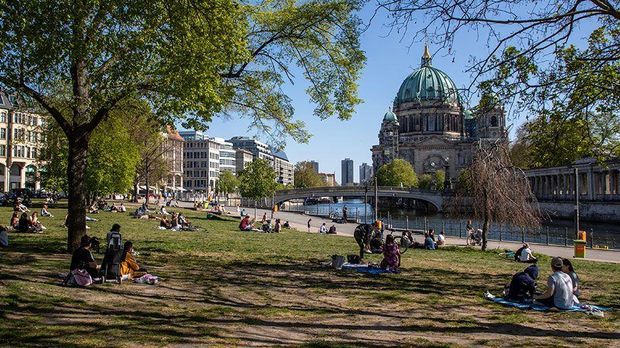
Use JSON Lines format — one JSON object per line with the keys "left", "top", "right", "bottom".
{"left": 285, "top": 199, "right": 620, "bottom": 249}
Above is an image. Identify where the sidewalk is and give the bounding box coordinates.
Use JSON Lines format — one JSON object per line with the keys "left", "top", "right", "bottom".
{"left": 232, "top": 206, "right": 620, "bottom": 264}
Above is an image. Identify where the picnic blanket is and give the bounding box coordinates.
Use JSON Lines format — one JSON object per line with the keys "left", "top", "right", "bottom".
{"left": 341, "top": 263, "right": 396, "bottom": 275}
{"left": 484, "top": 291, "right": 611, "bottom": 317}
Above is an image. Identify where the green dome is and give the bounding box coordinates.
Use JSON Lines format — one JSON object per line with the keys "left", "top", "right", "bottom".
{"left": 463, "top": 109, "right": 474, "bottom": 120}
{"left": 395, "top": 47, "right": 460, "bottom": 105}
{"left": 383, "top": 109, "right": 397, "bottom": 123}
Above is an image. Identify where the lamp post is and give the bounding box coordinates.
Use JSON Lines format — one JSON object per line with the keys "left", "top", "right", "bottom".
{"left": 374, "top": 176, "right": 378, "bottom": 222}
{"left": 574, "top": 168, "right": 580, "bottom": 239}
{"left": 443, "top": 156, "right": 451, "bottom": 190}
{"left": 364, "top": 182, "right": 369, "bottom": 224}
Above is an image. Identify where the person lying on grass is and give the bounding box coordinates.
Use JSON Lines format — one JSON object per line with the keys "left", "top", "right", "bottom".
{"left": 120, "top": 241, "right": 147, "bottom": 280}
{"left": 504, "top": 264, "right": 539, "bottom": 303}
{"left": 534, "top": 257, "right": 576, "bottom": 309}
{"left": 380, "top": 234, "right": 400, "bottom": 271}
{"left": 70, "top": 235, "right": 101, "bottom": 278}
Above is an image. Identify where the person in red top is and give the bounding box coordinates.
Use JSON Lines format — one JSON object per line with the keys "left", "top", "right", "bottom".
{"left": 239, "top": 215, "right": 253, "bottom": 231}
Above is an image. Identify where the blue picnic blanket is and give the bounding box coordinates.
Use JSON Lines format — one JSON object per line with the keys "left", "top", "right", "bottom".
{"left": 484, "top": 292, "right": 612, "bottom": 315}
{"left": 341, "top": 263, "right": 395, "bottom": 274}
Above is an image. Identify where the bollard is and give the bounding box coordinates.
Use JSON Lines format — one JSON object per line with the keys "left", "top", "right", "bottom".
{"left": 590, "top": 228, "right": 594, "bottom": 249}
{"left": 546, "top": 227, "right": 549, "bottom": 245}
{"left": 521, "top": 228, "right": 525, "bottom": 243}
{"left": 459, "top": 221, "right": 462, "bottom": 238}
{"left": 406, "top": 216, "right": 409, "bottom": 230}
{"left": 564, "top": 227, "right": 568, "bottom": 246}
{"left": 499, "top": 224, "right": 502, "bottom": 242}
{"left": 442, "top": 221, "right": 445, "bottom": 233}
{"left": 424, "top": 216, "right": 427, "bottom": 232}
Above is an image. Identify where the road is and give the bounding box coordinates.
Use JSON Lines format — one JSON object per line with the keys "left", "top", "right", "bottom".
{"left": 175, "top": 200, "right": 619, "bottom": 264}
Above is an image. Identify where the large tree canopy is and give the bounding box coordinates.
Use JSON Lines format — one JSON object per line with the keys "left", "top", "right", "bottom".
{"left": 294, "top": 161, "right": 324, "bottom": 188}
{"left": 0, "top": 0, "right": 365, "bottom": 251}
{"left": 376, "top": 159, "right": 418, "bottom": 188}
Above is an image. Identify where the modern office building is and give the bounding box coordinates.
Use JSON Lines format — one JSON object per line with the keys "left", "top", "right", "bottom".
{"left": 341, "top": 158, "right": 354, "bottom": 186}
{"left": 0, "top": 91, "right": 46, "bottom": 192}
{"left": 178, "top": 130, "right": 207, "bottom": 141}
{"left": 181, "top": 134, "right": 220, "bottom": 192}
{"left": 308, "top": 160, "right": 319, "bottom": 173}
{"left": 212, "top": 137, "right": 236, "bottom": 173}
{"left": 318, "top": 172, "right": 337, "bottom": 187}
{"left": 227, "top": 136, "right": 294, "bottom": 186}
{"left": 235, "top": 149, "right": 254, "bottom": 173}
{"left": 359, "top": 162, "right": 373, "bottom": 184}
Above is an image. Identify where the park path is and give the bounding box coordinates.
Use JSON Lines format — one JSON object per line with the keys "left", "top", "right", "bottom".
{"left": 230, "top": 206, "right": 620, "bottom": 264}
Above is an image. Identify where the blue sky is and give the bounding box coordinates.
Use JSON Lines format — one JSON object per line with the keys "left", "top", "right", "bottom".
{"left": 201, "top": 3, "right": 596, "bottom": 184}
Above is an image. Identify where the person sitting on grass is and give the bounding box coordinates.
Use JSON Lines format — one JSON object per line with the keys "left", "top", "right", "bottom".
{"left": 88, "top": 203, "right": 99, "bottom": 214}
{"left": 534, "top": 257, "right": 575, "bottom": 309}
{"left": 562, "top": 258, "right": 580, "bottom": 298}
{"left": 424, "top": 232, "right": 436, "bottom": 250}
{"left": 327, "top": 224, "right": 337, "bottom": 234}
{"left": 30, "top": 212, "right": 45, "bottom": 231}
{"left": 380, "top": 234, "right": 400, "bottom": 271}
{"left": 118, "top": 203, "right": 127, "bottom": 213}
{"left": 437, "top": 230, "right": 446, "bottom": 246}
{"left": 369, "top": 232, "right": 383, "bottom": 253}
{"left": 40, "top": 204, "right": 53, "bottom": 217}
{"left": 274, "top": 218, "right": 282, "bottom": 233}
{"left": 319, "top": 223, "right": 327, "bottom": 234}
{"left": 159, "top": 217, "right": 171, "bottom": 229}
{"left": 70, "top": 235, "right": 100, "bottom": 278}
{"left": 169, "top": 213, "right": 180, "bottom": 231}
{"left": 517, "top": 243, "right": 537, "bottom": 263}
{"left": 10, "top": 211, "right": 20, "bottom": 229}
{"left": 14, "top": 200, "right": 29, "bottom": 213}
{"left": 239, "top": 215, "right": 254, "bottom": 231}
{"left": 504, "top": 264, "right": 539, "bottom": 303}
{"left": 120, "top": 241, "right": 147, "bottom": 279}
{"left": 160, "top": 205, "right": 170, "bottom": 215}
{"left": 283, "top": 220, "right": 290, "bottom": 229}
{"left": 17, "top": 212, "right": 32, "bottom": 233}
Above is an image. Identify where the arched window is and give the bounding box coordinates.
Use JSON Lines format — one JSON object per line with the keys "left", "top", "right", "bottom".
{"left": 491, "top": 115, "right": 498, "bottom": 127}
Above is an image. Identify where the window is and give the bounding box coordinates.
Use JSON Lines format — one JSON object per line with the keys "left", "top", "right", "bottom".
{"left": 490, "top": 115, "right": 498, "bottom": 127}
{"left": 0, "top": 95, "right": 4, "bottom": 105}
{"left": 0, "top": 128, "right": 5, "bottom": 140}
{"left": 0, "top": 145, "right": 5, "bottom": 156}
{"left": 0, "top": 112, "right": 5, "bottom": 123}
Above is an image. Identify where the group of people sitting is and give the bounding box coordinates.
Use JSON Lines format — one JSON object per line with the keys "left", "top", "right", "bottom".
{"left": 400, "top": 229, "right": 446, "bottom": 250}
{"left": 238, "top": 213, "right": 291, "bottom": 233}
{"left": 504, "top": 257, "right": 580, "bottom": 309}
{"left": 10, "top": 210, "right": 46, "bottom": 233}
{"left": 318, "top": 222, "right": 337, "bottom": 234}
{"left": 66, "top": 224, "right": 149, "bottom": 285}
{"left": 159, "top": 212, "right": 193, "bottom": 231}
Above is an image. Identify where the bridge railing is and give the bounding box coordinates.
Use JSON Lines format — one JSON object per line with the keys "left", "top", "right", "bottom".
{"left": 276, "top": 186, "right": 441, "bottom": 195}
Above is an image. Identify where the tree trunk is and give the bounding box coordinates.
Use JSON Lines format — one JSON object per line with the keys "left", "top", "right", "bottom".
{"left": 133, "top": 181, "right": 139, "bottom": 203}
{"left": 482, "top": 190, "right": 490, "bottom": 251}
{"left": 66, "top": 133, "right": 89, "bottom": 253}
{"left": 145, "top": 175, "right": 150, "bottom": 205}
{"left": 254, "top": 199, "right": 257, "bottom": 220}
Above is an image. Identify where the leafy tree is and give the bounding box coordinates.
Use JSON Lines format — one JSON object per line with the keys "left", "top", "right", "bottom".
{"left": 239, "top": 159, "right": 277, "bottom": 218}
{"left": 294, "top": 161, "right": 324, "bottom": 188}
{"left": 217, "top": 170, "right": 240, "bottom": 205}
{"left": 418, "top": 174, "right": 433, "bottom": 190}
{"left": 39, "top": 109, "right": 140, "bottom": 205}
{"left": 376, "top": 159, "right": 418, "bottom": 188}
{"left": 418, "top": 170, "right": 445, "bottom": 190}
{"left": 0, "top": 1, "right": 364, "bottom": 251}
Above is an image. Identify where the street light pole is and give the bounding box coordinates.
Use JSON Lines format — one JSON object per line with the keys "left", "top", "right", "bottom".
{"left": 374, "top": 176, "right": 378, "bottom": 222}
{"left": 364, "top": 183, "right": 368, "bottom": 224}
{"left": 574, "top": 168, "right": 580, "bottom": 239}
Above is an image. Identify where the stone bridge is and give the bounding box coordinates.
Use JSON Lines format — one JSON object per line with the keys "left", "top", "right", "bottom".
{"left": 274, "top": 186, "right": 445, "bottom": 212}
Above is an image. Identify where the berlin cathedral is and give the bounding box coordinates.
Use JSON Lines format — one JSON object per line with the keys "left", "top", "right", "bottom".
{"left": 371, "top": 46, "right": 507, "bottom": 181}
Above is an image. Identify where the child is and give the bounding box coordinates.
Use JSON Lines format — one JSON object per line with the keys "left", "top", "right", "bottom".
{"left": 380, "top": 234, "right": 400, "bottom": 271}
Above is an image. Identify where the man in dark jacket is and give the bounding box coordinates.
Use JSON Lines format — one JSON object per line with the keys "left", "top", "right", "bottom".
{"left": 505, "top": 265, "right": 539, "bottom": 302}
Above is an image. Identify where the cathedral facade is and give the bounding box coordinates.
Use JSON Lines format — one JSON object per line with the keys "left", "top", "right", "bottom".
{"left": 371, "top": 46, "right": 507, "bottom": 182}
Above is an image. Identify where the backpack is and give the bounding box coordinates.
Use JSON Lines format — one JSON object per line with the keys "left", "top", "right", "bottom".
{"left": 107, "top": 231, "right": 122, "bottom": 249}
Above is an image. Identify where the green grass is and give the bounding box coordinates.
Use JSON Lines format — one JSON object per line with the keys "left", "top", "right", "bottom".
{"left": 0, "top": 203, "right": 618, "bottom": 347}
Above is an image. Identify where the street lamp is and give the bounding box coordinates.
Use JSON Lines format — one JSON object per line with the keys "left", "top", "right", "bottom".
{"left": 443, "top": 156, "right": 451, "bottom": 190}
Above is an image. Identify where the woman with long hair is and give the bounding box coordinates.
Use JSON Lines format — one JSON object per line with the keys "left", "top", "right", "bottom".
{"left": 120, "top": 241, "right": 146, "bottom": 279}
{"left": 562, "top": 258, "right": 580, "bottom": 297}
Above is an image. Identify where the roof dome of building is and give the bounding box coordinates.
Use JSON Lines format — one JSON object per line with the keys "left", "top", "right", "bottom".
{"left": 383, "top": 108, "right": 398, "bottom": 123}
{"left": 395, "top": 45, "right": 460, "bottom": 106}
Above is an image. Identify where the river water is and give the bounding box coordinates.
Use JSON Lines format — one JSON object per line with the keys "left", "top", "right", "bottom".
{"left": 285, "top": 199, "right": 620, "bottom": 249}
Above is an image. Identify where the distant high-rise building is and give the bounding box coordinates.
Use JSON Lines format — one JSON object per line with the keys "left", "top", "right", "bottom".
{"left": 341, "top": 158, "right": 354, "bottom": 186}
{"left": 359, "top": 163, "right": 373, "bottom": 184}
{"left": 308, "top": 160, "right": 319, "bottom": 173}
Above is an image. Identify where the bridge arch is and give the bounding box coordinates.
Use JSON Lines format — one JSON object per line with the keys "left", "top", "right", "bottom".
{"left": 274, "top": 186, "right": 444, "bottom": 212}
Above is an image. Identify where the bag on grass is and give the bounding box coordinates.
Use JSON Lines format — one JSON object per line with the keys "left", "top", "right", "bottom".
{"left": 71, "top": 269, "right": 93, "bottom": 287}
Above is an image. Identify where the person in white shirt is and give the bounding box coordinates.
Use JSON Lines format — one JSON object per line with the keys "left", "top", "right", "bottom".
{"left": 319, "top": 223, "right": 327, "bottom": 234}
{"left": 437, "top": 230, "right": 446, "bottom": 246}
{"left": 518, "top": 243, "right": 537, "bottom": 263}
{"left": 535, "top": 257, "right": 575, "bottom": 309}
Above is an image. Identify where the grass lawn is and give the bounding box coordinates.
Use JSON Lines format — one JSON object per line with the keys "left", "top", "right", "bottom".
{"left": 0, "top": 203, "right": 618, "bottom": 347}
